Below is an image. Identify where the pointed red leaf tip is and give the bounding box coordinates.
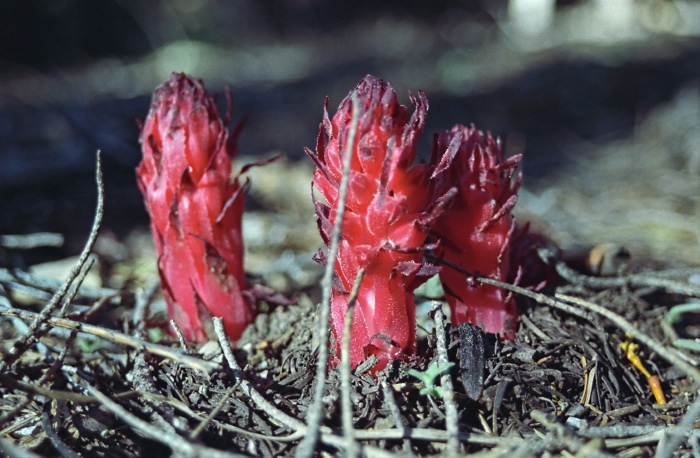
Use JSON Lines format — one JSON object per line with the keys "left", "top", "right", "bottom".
{"left": 431, "top": 125, "right": 522, "bottom": 339}
{"left": 136, "top": 72, "right": 252, "bottom": 343}
{"left": 308, "top": 75, "right": 448, "bottom": 371}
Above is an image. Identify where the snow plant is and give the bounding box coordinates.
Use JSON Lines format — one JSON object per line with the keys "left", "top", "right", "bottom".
{"left": 308, "top": 75, "right": 455, "bottom": 370}
{"left": 430, "top": 126, "right": 522, "bottom": 339}
{"left": 310, "top": 76, "right": 524, "bottom": 369}
{"left": 137, "top": 73, "right": 253, "bottom": 343}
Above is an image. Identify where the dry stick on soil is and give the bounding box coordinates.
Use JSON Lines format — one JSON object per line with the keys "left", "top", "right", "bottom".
{"left": 190, "top": 383, "right": 239, "bottom": 441}
{"left": 0, "top": 437, "right": 41, "bottom": 458}
{"left": 0, "top": 388, "right": 34, "bottom": 428}
{"left": 0, "top": 201, "right": 99, "bottom": 428}
{"left": 0, "top": 150, "right": 104, "bottom": 373}
{"left": 340, "top": 269, "right": 365, "bottom": 458}
{"left": 132, "top": 281, "right": 161, "bottom": 336}
{"left": 208, "top": 408, "right": 509, "bottom": 450}
{"left": 530, "top": 409, "right": 613, "bottom": 457}
{"left": 432, "top": 303, "right": 460, "bottom": 456}
{"left": 654, "top": 395, "right": 700, "bottom": 458}
{"left": 297, "top": 91, "right": 362, "bottom": 458}
{"left": 544, "top": 249, "right": 700, "bottom": 297}
{"left": 130, "top": 351, "right": 178, "bottom": 434}
{"left": 381, "top": 382, "right": 412, "bottom": 454}
{"left": 0, "top": 232, "right": 64, "bottom": 249}
{"left": 0, "top": 306, "right": 218, "bottom": 374}
{"left": 214, "top": 317, "right": 307, "bottom": 435}
{"left": 82, "top": 382, "right": 247, "bottom": 458}
{"left": 171, "top": 319, "right": 190, "bottom": 353}
{"left": 0, "top": 268, "right": 122, "bottom": 303}
{"left": 555, "top": 293, "right": 700, "bottom": 384}
{"left": 57, "top": 255, "right": 96, "bottom": 316}
{"left": 433, "top": 256, "right": 700, "bottom": 384}
{"left": 341, "top": 268, "right": 365, "bottom": 458}
{"left": 128, "top": 281, "right": 180, "bottom": 435}
{"left": 0, "top": 371, "right": 227, "bottom": 420}
{"left": 577, "top": 425, "right": 700, "bottom": 450}
{"left": 0, "top": 331, "right": 78, "bottom": 428}
{"left": 42, "top": 402, "right": 80, "bottom": 458}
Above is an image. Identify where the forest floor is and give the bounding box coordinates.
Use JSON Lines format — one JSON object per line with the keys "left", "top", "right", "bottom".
{"left": 1, "top": 2, "right": 699, "bottom": 456}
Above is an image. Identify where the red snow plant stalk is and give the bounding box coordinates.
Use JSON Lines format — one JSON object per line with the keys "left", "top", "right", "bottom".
{"left": 137, "top": 72, "right": 252, "bottom": 343}
{"left": 309, "top": 75, "right": 452, "bottom": 370}
{"left": 431, "top": 125, "right": 522, "bottom": 339}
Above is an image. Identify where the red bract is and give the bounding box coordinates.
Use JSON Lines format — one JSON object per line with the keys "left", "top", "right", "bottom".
{"left": 430, "top": 125, "right": 522, "bottom": 339}
{"left": 508, "top": 223, "right": 560, "bottom": 291}
{"left": 137, "top": 73, "right": 252, "bottom": 343}
{"left": 308, "top": 75, "right": 451, "bottom": 370}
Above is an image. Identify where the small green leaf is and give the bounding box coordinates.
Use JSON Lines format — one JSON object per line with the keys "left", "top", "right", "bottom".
{"left": 78, "top": 339, "right": 100, "bottom": 353}
{"left": 408, "top": 361, "right": 455, "bottom": 398}
{"left": 666, "top": 302, "right": 700, "bottom": 325}
{"left": 414, "top": 274, "right": 445, "bottom": 300}
{"left": 148, "top": 327, "right": 165, "bottom": 343}
{"left": 672, "top": 338, "right": 700, "bottom": 353}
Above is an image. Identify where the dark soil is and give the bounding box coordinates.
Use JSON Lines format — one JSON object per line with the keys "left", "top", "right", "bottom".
{"left": 1, "top": 231, "right": 699, "bottom": 456}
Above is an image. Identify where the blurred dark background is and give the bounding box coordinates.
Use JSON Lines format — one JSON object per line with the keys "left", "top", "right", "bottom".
{"left": 0, "top": 0, "right": 698, "bottom": 260}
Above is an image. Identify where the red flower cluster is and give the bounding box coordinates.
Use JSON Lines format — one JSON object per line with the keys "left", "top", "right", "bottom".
{"left": 137, "top": 73, "right": 252, "bottom": 343}
{"left": 430, "top": 125, "right": 522, "bottom": 339}
{"left": 136, "top": 72, "right": 535, "bottom": 368}
{"left": 308, "top": 76, "right": 453, "bottom": 369}
{"left": 310, "top": 76, "right": 525, "bottom": 369}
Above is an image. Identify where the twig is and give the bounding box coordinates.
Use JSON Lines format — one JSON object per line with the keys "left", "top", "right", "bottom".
{"left": 381, "top": 382, "right": 412, "bottom": 454}
{"left": 132, "top": 281, "right": 160, "bottom": 336}
{"left": 210, "top": 417, "right": 304, "bottom": 443}
{"left": 129, "top": 351, "right": 178, "bottom": 434}
{"left": 0, "top": 233, "right": 64, "bottom": 249}
{"left": 171, "top": 319, "right": 189, "bottom": 353}
{"left": 431, "top": 254, "right": 700, "bottom": 384}
{"left": 195, "top": 396, "right": 510, "bottom": 449}
{"left": 190, "top": 382, "right": 239, "bottom": 440}
{"left": 556, "top": 293, "right": 700, "bottom": 384}
{"left": 341, "top": 269, "right": 365, "bottom": 458}
{"left": 297, "top": 90, "right": 361, "bottom": 458}
{"left": 530, "top": 410, "right": 613, "bottom": 457}
{"left": 0, "top": 306, "right": 218, "bottom": 374}
{"left": 0, "top": 150, "right": 104, "bottom": 372}
{"left": 427, "top": 255, "right": 595, "bottom": 322}
{"left": 605, "top": 430, "right": 672, "bottom": 448}
{"left": 0, "top": 372, "right": 94, "bottom": 403}
{"left": 82, "top": 382, "right": 247, "bottom": 458}
{"left": 520, "top": 313, "right": 551, "bottom": 341}
{"left": 214, "top": 317, "right": 307, "bottom": 432}
{"left": 432, "top": 303, "right": 460, "bottom": 456}
{"left": 0, "top": 436, "right": 42, "bottom": 458}
{"left": 546, "top": 249, "right": 700, "bottom": 297}
{"left": 58, "top": 255, "right": 95, "bottom": 316}
{"left": 355, "top": 428, "right": 507, "bottom": 446}
{"left": 0, "top": 268, "right": 122, "bottom": 303}
{"left": 576, "top": 424, "right": 693, "bottom": 438}
{"left": 7, "top": 354, "right": 512, "bottom": 453}
{"left": 0, "top": 397, "right": 34, "bottom": 429}
{"left": 41, "top": 402, "right": 80, "bottom": 458}
{"left": 40, "top": 328, "right": 79, "bottom": 387}
{"left": 653, "top": 394, "right": 700, "bottom": 458}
